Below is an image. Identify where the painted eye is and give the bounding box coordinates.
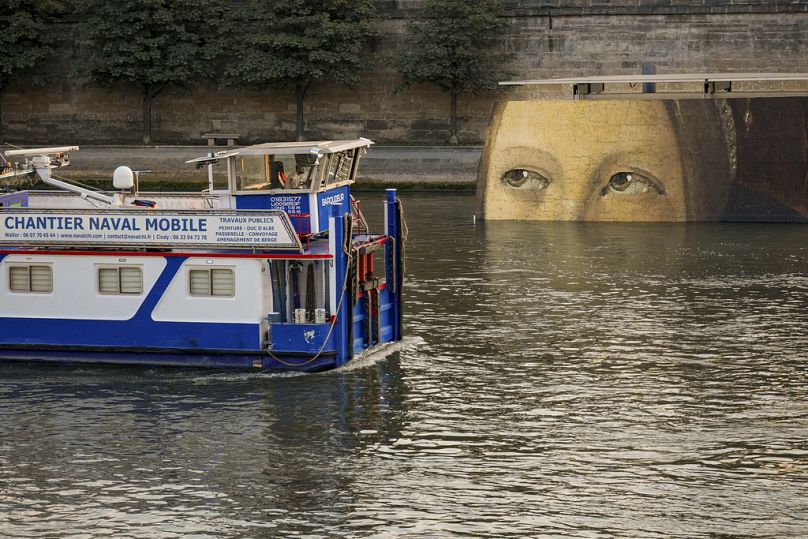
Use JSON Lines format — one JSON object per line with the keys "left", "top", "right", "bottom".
{"left": 601, "top": 172, "right": 664, "bottom": 196}
{"left": 501, "top": 168, "right": 550, "bottom": 190}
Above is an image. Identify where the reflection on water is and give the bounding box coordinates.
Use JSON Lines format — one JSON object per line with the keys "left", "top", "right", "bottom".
{"left": 2, "top": 193, "right": 808, "bottom": 537}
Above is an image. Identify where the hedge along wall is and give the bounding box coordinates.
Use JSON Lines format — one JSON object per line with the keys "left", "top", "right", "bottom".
{"left": 3, "top": 1, "right": 808, "bottom": 145}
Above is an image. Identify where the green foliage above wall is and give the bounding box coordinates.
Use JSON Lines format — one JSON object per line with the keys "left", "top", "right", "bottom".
{"left": 397, "top": 0, "right": 512, "bottom": 144}
{"left": 0, "top": 0, "right": 61, "bottom": 141}
{"left": 224, "top": 0, "right": 380, "bottom": 141}
{"left": 77, "top": 0, "right": 226, "bottom": 144}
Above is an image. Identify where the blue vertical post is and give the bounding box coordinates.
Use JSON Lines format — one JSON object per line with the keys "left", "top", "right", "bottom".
{"left": 331, "top": 206, "right": 352, "bottom": 365}
{"left": 385, "top": 189, "right": 402, "bottom": 341}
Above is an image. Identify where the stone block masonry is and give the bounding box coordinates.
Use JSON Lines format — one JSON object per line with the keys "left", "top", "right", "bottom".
{"left": 2, "top": 1, "right": 807, "bottom": 145}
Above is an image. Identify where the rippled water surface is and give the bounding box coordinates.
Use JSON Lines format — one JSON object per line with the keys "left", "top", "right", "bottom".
{"left": 3, "top": 193, "right": 808, "bottom": 538}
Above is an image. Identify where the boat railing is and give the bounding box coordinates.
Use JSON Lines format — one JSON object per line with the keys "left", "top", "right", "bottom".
{"left": 288, "top": 213, "right": 312, "bottom": 250}
{"left": 350, "top": 196, "right": 368, "bottom": 235}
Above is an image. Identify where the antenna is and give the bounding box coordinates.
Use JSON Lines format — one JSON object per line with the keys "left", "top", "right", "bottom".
{"left": 133, "top": 169, "right": 152, "bottom": 195}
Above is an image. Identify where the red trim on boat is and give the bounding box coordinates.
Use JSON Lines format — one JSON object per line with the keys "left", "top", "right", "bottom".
{"left": 0, "top": 249, "right": 332, "bottom": 259}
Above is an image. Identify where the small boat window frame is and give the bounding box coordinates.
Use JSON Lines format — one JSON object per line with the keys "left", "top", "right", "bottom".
{"left": 187, "top": 267, "right": 236, "bottom": 298}
{"left": 96, "top": 265, "right": 144, "bottom": 296}
{"left": 7, "top": 264, "right": 53, "bottom": 294}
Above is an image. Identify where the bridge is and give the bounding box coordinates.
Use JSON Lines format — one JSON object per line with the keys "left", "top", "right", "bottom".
{"left": 500, "top": 73, "right": 808, "bottom": 98}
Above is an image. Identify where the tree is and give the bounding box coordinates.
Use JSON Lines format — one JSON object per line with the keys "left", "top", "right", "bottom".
{"left": 397, "top": 0, "right": 511, "bottom": 144}
{"left": 0, "top": 0, "right": 60, "bottom": 143}
{"left": 77, "top": 0, "right": 225, "bottom": 145}
{"left": 224, "top": 0, "right": 380, "bottom": 141}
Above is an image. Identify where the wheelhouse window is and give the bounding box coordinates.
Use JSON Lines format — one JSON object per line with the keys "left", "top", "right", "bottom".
{"left": 189, "top": 268, "right": 235, "bottom": 297}
{"left": 235, "top": 156, "right": 271, "bottom": 191}
{"left": 323, "top": 149, "right": 356, "bottom": 187}
{"left": 98, "top": 266, "right": 143, "bottom": 295}
{"left": 8, "top": 265, "right": 52, "bottom": 293}
{"left": 235, "top": 153, "right": 320, "bottom": 192}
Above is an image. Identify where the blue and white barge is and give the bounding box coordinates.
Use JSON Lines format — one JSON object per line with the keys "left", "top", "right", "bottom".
{"left": 0, "top": 139, "right": 405, "bottom": 371}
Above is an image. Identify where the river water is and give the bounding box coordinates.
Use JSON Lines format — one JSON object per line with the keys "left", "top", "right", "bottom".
{"left": 2, "top": 192, "right": 808, "bottom": 538}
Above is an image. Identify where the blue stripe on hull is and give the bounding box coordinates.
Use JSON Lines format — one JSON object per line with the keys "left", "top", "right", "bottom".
{"left": 134, "top": 256, "right": 186, "bottom": 319}
{"left": 0, "top": 318, "right": 261, "bottom": 350}
{"left": 0, "top": 348, "right": 338, "bottom": 372}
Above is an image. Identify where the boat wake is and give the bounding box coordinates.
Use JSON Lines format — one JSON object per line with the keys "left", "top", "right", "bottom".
{"left": 329, "top": 335, "right": 423, "bottom": 373}
{"left": 190, "top": 336, "right": 423, "bottom": 383}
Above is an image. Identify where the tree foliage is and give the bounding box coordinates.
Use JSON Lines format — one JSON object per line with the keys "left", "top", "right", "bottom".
{"left": 0, "top": 0, "right": 60, "bottom": 90}
{"left": 0, "top": 0, "right": 61, "bottom": 142}
{"left": 224, "top": 0, "right": 380, "bottom": 141}
{"left": 397, "top": 0, "right": 511, "bottom": 143}
{"left": 77, "top": 0, "right": 226, "bottom": 144}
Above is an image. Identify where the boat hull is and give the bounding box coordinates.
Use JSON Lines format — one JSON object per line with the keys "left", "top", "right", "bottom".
{"left": 0, "top": 345, "right": 338, "bottom": 372}
{"left": 0, "top": 179, "right": 405, "bottom": 373}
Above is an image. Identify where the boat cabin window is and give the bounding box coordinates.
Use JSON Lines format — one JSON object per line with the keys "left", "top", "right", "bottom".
{"left": 188, "top": 268, "right": 235, "bottom": 297}
{"left": 8, "top": 264, "right": 52, "bottom": 294}
{"left": 235, "top": 156, "right": 270, "bottom": 191}
{"left": 321, "top": 149, "right": 356, "bottom": 188}
{"left": 235, "top": 153, "right": 320, "bottom": 192}
{"left": 209, "top": 166, "right": 229, "bottom": 192}
{"left": 97, "top": 266, "right": 143, "bottom": 295}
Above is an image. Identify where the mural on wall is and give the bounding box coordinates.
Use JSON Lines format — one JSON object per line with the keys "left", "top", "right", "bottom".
{"left": 476, "top": 97, "right": 808, "bottom": 222}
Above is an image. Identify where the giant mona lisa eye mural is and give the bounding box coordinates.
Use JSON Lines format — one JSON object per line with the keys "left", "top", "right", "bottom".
{"left": 476, "top": 97, "right": 808, "bottom": 222}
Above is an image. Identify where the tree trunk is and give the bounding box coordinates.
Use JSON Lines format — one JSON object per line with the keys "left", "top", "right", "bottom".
{"left": 142, "top": 86, "right": 154, "bottom": 145}
{"left": 295, "top": 83, "right": 310, "bottom": 142}
{"left": 449, "top": 89, "right": 458, "bottom": 145}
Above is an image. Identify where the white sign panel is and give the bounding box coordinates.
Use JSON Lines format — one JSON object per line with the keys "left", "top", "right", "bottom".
{"left": 0, "top": 209, "right": 302, "bottom": 250}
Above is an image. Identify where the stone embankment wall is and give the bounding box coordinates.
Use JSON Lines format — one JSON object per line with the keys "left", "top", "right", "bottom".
{"left": 3, "top": 0, "right": 808, "bottom": 145}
